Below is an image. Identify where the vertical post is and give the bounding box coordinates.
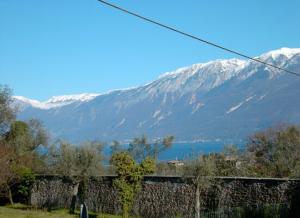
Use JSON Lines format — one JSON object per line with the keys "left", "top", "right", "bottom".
{"left": 80, "top": 204, "right": 83, "bottom": 217}
{"left": 80, "top": 203, "right": 89, "bottom": 218}
{"left": 8, "top": 186, "right": 14, "bottom": 206}
{"left": 69, "top": 183, "right": 79, "bottom": 214}
{"left": 195, "top": 184, "right": 200, "bottom": 218}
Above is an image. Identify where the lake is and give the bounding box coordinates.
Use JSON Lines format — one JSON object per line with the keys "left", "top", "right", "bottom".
{"left": 104, "top": 142, "right": 244, "bottom": 161}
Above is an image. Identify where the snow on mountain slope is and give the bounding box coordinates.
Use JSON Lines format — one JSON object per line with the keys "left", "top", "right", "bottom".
{"left": 259, "top": 47, "right": 300, "bottom": 60}
{"left": 14, "top": 58, "right": 247, "bottom": 109}
{"left": 151, "top": 58, "right": 246, "bottom": 95}
{"left": 15, "top": 47, "right": 300, "bottom": 109}
{"left": 14, "top": 93, "right": 100, "bottom": 109}
{"left": 13, "top": 96, "right": 46, "bottom": 109}
{"left": 15, "top": 47, "right": 300, "bottom": 142}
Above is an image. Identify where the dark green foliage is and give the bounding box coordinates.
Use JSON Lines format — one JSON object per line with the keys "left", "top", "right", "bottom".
{"left": 78, "top": 177, "right": 88, "bottom": 204}
{"left": 4, "top": 119, "right": 48, "bottom": 156}
{"left": 5, "top": 121, "right": 32, "bottom": 153}
{"left": 16, "top": 167, "right": 35, "bottom": 198}
{"left": 5, "top": 121, "right": 29, "bottom": 142}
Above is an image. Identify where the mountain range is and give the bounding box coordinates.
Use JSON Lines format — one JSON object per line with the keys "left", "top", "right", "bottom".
{"left": 14, "top": 48, "right": 300, "bottom": 143}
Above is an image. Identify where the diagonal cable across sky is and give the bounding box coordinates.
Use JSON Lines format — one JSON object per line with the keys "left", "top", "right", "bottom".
{"left": 97, "top": 0, "right": 300, "bottom": 77}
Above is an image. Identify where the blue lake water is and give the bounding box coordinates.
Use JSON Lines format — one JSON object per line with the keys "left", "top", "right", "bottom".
{"left": 158, "top": 142, "right": 226, "bottom": 160}
{"left": 103, "top": 142, "right": 244, "bottom": 161}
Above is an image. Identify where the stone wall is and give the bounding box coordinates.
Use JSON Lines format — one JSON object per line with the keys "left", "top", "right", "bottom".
{"left": 30, "top": 176, "right": 74, "bottom": 209}
{"left": 30, "top": 176, "right": 300, "bottom": 217}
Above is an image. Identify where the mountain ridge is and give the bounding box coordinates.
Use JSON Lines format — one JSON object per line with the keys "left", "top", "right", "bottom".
{"left": 15, "top": 47, "right": 300, "bottom": 107}
{"left": 14, "top": 47, "right": 300, "bottom": 143}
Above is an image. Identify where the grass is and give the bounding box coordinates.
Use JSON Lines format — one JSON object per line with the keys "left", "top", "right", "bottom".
{"left": 0, "top": 204, "right": 121, "bottom": 218}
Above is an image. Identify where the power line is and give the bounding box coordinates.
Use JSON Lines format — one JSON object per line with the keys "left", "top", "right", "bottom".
{"left": 97, "top": 0, "right": 300, "bottom": 77}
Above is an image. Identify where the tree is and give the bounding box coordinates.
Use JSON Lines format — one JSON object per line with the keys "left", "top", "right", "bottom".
{"left": 128, "top": 135, "right": 174, "bottom": 162}
{"left": 0, "top": 85, "right": 48, "bottom": 205}
{"left": 46, "top": 141, "right": 104, "bottom": 213}
{"left": 15, "top": 167, "right": 36, "bottom": 203}
{"left": 212, "top": 145, "right": 246, "bottom": 177}
{"left": 27, "top": 119, "right": 48, "bottom": 151}
{"left": 183, "top": 154, "right": 217, "bottom": 218}
{"left": 47, "top": 141, "right": 103, "bottom": 176}
{"left": 5, "top": 120, "right": 48, "bottom": 151}
{"left": 0, "top": 120, "right": 48, "bottom": 205}
{"left": 110, "top": 140, "right": 123, "bottom": 156}
{"left": 0, "top": 85, "right": 15, "bottom": 137}
{"left": 275, "top": 126, "right": 300, "bottom": 177}
{"left": 246, "top": 125, "right": 300, "bottom": 178}
{"left": 111, "top": 152, "right": 155, "bottom": 218}
{"left": 0, "top": 141, "right": 15, "bottom": 205}
{"left": 0, "top": 85, "right": 15, "bottom": 199}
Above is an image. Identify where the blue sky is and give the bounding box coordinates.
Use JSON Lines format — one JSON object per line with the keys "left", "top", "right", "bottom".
{"left": 1, "top": 0, "right": 299, "bottom": 101}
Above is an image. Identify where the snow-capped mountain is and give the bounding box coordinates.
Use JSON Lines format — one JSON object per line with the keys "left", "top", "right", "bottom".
{"left": 13, "top": 93, "right": 100, "bottom": 109}
{"left": 15, "top": 48, "right": 300, "bottom": 143}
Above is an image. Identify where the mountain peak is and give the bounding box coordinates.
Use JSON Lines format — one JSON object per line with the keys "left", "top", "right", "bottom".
{"left": 158, "top": 58, "right": 246, "bottom": 79}
{"left": 259, "top": 47, "right": 300, "bottom": 60}
{"left": 152, "top": 58, "right": 247, "bottom": 96}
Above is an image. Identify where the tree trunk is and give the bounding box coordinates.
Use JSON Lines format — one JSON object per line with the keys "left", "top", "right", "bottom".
{"left": 195, "top": 184, "right": 200, "bottom": 218}
{"left": 8, "top": 186, "right": 14, "bottom": 206}
{"left": 69, "top": 183, "right": 79, "bottom": 214}
{"left": 123, "top": 204, "right": 129, "bottom": 218}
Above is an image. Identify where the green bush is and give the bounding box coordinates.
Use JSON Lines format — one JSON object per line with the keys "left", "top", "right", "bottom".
{"left": 16, "top": 167, "right": 35, "bottom": 198}
{"left": 111, "top": 152, "right": 155, "bottom": 218}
